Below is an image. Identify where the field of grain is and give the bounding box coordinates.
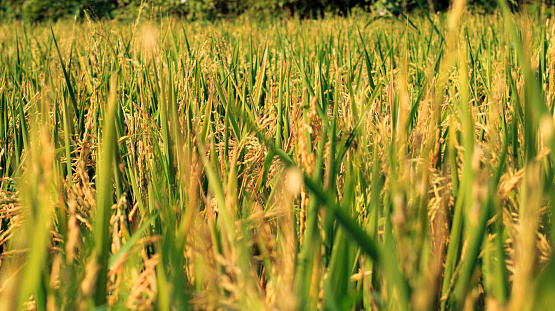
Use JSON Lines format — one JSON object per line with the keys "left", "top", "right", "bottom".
{"left": 1, "top": 1, "right": 555, "bottom": 310}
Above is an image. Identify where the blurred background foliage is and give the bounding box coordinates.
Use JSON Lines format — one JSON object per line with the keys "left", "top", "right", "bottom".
{"left": 0, "top": 0, "right": 553, "bottom": 23}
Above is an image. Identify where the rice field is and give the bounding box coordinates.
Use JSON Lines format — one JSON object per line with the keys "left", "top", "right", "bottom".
{"left": 1, "top": 1, "right": 555, "bottom": 310}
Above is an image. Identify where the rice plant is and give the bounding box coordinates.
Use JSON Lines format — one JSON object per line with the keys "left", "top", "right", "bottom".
{"left": 1, "top": 2, "right": 555, "bottom": 310}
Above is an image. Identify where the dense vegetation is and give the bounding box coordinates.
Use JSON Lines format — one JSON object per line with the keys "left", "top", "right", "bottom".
{"left": 0, "top": 0, "right": 549, "bottom": 22}
{"left": 2, "top": 0, "right": 555, "bottom": 310}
